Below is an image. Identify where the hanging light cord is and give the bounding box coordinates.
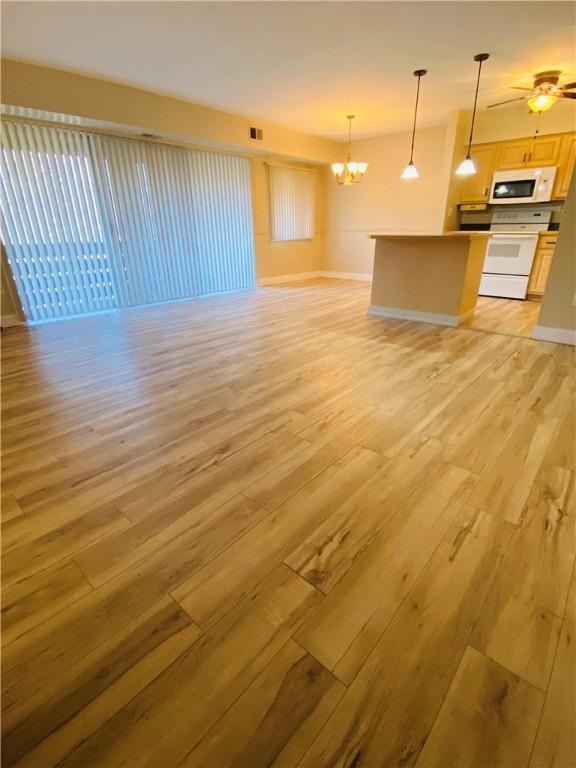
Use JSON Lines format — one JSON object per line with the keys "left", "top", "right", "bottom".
{"left": 409, "top": 74, "right": 422, "bottom": 164}
{"left": 534, "top": 112, "right": 541, "bottom": 138}
{"left": 466, "top": 54, "right": 489, "bottom": 156}
{"left": 346, "top": 115, "right": 354, "bottom": 160}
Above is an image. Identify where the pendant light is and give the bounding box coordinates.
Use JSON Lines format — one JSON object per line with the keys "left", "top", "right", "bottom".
{"left": 331, "top": 115, "right": 368, "bottom": 185}
{"left": 456, "top": 53, "right": 490, "bottom": 176}
{"left": 401, "top": 69, "right": 427, "bottom": 180}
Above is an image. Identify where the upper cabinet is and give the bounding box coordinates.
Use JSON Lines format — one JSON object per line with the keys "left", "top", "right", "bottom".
{"left": 497, "top": 134, "right": 562, "bottom": 169}
{"left": 497, "top": 138, "right": 532, "bottom": 169}
{"left": 459, "top": 131, "right": 575, "bottom": 203}
{"left": 529, "top": 135, "right": 563, "bottom": 167}
{"left": 553, "top": 133, "right": 576, "bottom": 199}
{"left": 460, "top": 143, "right": 499, "bottom": 203}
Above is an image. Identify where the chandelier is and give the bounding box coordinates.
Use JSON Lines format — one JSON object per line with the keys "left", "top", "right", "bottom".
{"left": 331, "top": 115, "right": 368, "bottom": 185}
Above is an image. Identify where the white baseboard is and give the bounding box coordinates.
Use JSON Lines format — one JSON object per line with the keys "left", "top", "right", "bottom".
{"left": 322, "top": 271, "right": 372, "bottom": 282}
{"left": 531, "top": 324, "right": 576, "bottom": 346}
{"left": 368, "top": 305, "right": 465, "bottom": 327}
{"left": 1, "top": 314, "right": 23, "bottom": 328}
{"left": 258, "top": 272, "right": 321, "bottom": 286}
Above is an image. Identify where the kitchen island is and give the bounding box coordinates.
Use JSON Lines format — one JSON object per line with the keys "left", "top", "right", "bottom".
{"left": 368, "top": 232, "right": 490, "bottom": 327}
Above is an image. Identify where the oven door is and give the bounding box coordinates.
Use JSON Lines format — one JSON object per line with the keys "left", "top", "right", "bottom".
{"left": 483, "top": 235, "right": 539, "bottom": 276}
{"left": 489, "top": 178, "right": 536, "bottom": 204}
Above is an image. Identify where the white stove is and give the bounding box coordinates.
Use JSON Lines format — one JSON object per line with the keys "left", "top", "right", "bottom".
{"left": 479, "top": 209, "right": 552, "bottom": 300}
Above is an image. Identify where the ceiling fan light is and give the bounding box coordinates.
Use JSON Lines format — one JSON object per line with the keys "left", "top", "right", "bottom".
{"left": 401, "top": 161, "right": 419, "bottom": 179}
{"left": 528, "top": 93, "right": 557, "bottom": 113}
{"left": 455, "top": 156, "right": 477, "bottom": 176}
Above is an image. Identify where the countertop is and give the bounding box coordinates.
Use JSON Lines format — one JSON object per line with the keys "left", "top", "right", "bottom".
{"left": 370, "top": 232, "right": 491, "bottom": 239}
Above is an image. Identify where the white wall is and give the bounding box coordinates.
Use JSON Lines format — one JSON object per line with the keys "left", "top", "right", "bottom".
{"left": 473, "top": 102, "right": 576, "bottom": 144}
{"left": 323, "top": 125, "right": 449, "bottom": 275}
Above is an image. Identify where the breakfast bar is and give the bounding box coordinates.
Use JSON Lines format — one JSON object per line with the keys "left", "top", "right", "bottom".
{"left": 368, "top": 232, "right": 491, "bottom": 327}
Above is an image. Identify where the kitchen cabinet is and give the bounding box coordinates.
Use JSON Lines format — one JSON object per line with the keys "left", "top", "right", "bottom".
{"left": 459, "top": 131, "right": 575, "bottom": 203}
{"left": 497, "top": 139, "right": 532, "bottom": 170}
{"left": 497, "top": 134, "right": 562, "bottom": 170}
{"left": 459, "top": 143, "right": 499, "bottom": 202}
{"left": 528, "top": 135, "right": 563, "bottom": 167}
{"left": 553, "top": 133, "right": 576, "bottom": 199}
{"left": 528, "top": 232, "right": 558, "bottom": 297}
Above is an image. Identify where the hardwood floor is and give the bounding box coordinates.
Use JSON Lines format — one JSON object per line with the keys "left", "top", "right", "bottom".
{"left": 462, "top": 295, "right": 542, "bottom": 338}
{"left": 1, "top": 278, "right": 574, "bottom": 768}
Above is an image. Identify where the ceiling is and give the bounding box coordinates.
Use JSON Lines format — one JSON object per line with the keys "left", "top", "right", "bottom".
{"left": 2, "top": 1, "right": 576, "bottom": 139}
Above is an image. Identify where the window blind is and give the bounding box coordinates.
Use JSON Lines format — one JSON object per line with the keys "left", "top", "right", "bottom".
{"left": 1, "top": 121, "right": 118, "bottom": 320}
{"left": 268, "top": 164, "right": 315, "bottom": 242}
{"left": 1, "top": 121, "right": 255, "bottom": 322}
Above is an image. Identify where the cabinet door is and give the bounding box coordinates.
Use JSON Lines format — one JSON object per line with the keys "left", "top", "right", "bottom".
{"left": 497, "top": 139, "right": 532, "bottom": 169}
{"left": 553, "top": 134, "right": 576, "bottom": 198}
{"left": 535, "top": 249, "right": 554, "bottom": 293}
{"left": 529, "top": 248, "right": 555, "bottom": 294}
{"left": 526, "top": 134, "right": 562, "bottom": 167}
{"left": 528, "top": 249, "right": 543, "bottom": 294}
{"left": 460, "top": 144, "right": 498, "bottom": 202}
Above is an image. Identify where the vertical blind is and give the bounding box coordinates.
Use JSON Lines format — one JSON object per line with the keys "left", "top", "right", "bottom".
{"left": 0, "top": 121, "right": 255, "bottom": 321}
{"left": 268, "top": 164, "right": 315, "bottom": 242}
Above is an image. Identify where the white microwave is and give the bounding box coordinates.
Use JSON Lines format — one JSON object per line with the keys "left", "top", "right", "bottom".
{"left": 489, "top": 167, "right": 556, "bottom": 204}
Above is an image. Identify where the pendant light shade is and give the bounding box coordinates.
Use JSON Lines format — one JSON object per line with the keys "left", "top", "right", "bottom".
{"left": 455, "top": 156, "right": 477, "bottom": 176}
{"left": 401, "top": 162, "right": 420, "bottom": 179}
{"left": 331, "top": 115, "right": 368, "bottom": 185}
{"left": 456, "top": 53, "right": 489, "bottom": 177}
{"left": 401, "top": 69, "right": 427, "bottom": 180}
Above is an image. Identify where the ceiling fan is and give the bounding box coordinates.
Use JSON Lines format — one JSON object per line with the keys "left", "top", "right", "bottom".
{"left": 487, "top": 71, "right": 576, "bottom": 113}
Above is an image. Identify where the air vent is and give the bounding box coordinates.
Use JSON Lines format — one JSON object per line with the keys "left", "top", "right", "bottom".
{"left": 249, "top": 127, "right": 263, "bottom": 141}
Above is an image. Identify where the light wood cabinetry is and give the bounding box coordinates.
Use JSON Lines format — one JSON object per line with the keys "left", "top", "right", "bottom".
{"left": 528, "top": 232, "right": 558, "bottom": 297}
{"left": 497, "top": 139, "right": 532, "bottom": 170}
{"left": 460, "top": 132, "right": 575, "bottom": 203}
{"left": 528, "top": 135, "right": 563, "bottom": 167}
{"left": 459, "top": 144, "right": 499, "bottom": 203}
{"left": 497, "top": 135, "right": 562, "bottom": 170}
{"left": 553, "top": 133, "right": 576, "bottom": 199}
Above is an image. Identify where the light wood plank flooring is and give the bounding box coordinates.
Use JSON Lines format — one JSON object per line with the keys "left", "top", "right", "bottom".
{"left": 462, "top": 295, "right": 542, "bottom": 338}
{"left": 1, "top": 279, "right": 574, "bottom": 767}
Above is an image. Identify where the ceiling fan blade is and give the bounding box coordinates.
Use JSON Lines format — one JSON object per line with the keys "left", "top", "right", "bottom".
{"left": 487, "top": 97, "right": 527, "bottom": 108}
{"left": 560, "top": 92, "right": 576, "bottom": 99}
{"left": 561, "top": 82, "right": 576, "bottom": 90}
{"left": 509, "top": 87, "right": 532, "bottom": 91}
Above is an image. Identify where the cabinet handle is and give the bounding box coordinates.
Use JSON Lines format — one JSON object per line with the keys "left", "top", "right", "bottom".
{"left": 523, "top": 153, "right": 526, "bottom": 162}
{"left": 485, "top": 187, "right": 488, "bottom": 196}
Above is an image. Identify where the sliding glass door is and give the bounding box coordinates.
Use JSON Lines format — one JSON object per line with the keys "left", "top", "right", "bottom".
{"left": 0, "top": 121, "right": 255, "bottom": 322}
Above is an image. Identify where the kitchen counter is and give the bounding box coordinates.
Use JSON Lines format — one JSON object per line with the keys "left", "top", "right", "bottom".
{"left": 368, "top": 232, "right": 490, "bottom": 327}
{"left": 370, "top": 231, "right": 489, "bottom": 238}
